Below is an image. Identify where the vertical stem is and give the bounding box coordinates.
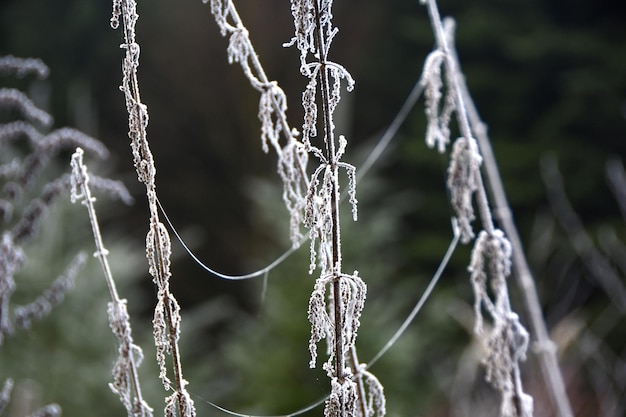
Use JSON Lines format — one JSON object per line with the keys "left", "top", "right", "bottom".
{"left": 312, "top": 0, "right": 345, "bottom": 382}
{"left": 116, "top": 1, "right": 194, "bottom": 414}
{"left": 73, "top": 149, "right": 150, "bottom": 416}
{"left": 153, "top": 218, "right": 187, "bottom": 417}
{"left": 351, "top": 346, "right": 368, "bottom": 417}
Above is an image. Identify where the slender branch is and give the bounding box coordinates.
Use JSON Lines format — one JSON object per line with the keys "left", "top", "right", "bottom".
{"left": 311, "top": 0, "right": 345, "bottom": 382}
{"left": 111, "top": 1, "right": 195, "bottom": 415}
{"left": 70, "top": 147, "right": 152, "bottom": 417}
{"left": 287, "top": 2, "right": 375, "bottom": 416}
{"left": 421, "top": 2, "right": 538, "bottom": 416}
{"left": 457, "top": 82, "right": 573, "bottom": 417}
{"left": 541, "top": 155, "right": 626, "bottom": 311}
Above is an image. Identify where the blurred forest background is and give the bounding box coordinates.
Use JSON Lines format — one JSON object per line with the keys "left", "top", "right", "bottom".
{"left": 1, "top": 0, "right": 625, "bottom": 416}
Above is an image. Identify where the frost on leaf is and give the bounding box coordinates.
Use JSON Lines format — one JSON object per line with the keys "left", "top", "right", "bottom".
{"left": 468, "top": 230, "right": 532, "bottom": 417}
{"left": 447, "top": 136, "right": 482, "bottom": 243}
{"left": 153, "top": 290, "right": 171, "bottom": 390}
{"left": 421, "top": 49, "right": 456, "bottom": 153}
{"left": 328, "top": 64, "right": 355, "bottom": 116}
{"left": 209, "top": 0, "right": 229, "bottom": 36}
{"left": 325, "top": 378, "right": 357, "bottom": 417}
{"left": 146, "top": 221, "right": 172, "bottom": 286}
{"left": 178, "top": 382, "right": 197, "bottom": 417}
{"left": 108, "top": 299, "right": 152, "bottom": 417}
{"left": 285, "top": 0, "right": 316, "bottom": 73}
{"left": 164, "top": 393, "right": 177, "bottom": 417}
{"left": 338, "top": 271, "right": 366, "bottom": 358}
{"left": 277, "top": 138, "right": 309, "bottom": 246}
{"left": 308, "top": 274, "right": 334, "bottom": 368}
{"left": 227, "top": 27, "right": 262, "bottom": 88}
{"left": 259, "top": 83, "right": 287, "bottom": 154}
{"left": 110, "top": 0, "right": 122, "bottom": 29}
{"left": 360, "top": 367, "right": 386, "bottom": 417}
{"left": 163, "top": 385, "right": 195, "bottom": 417}
{"left": 301, "top": 70, "right": 320, "bottom": 152}
{"left": 305, "top": 158, "right": 359, "bottom": 274}
{"left": 468, "top": 229, "right": 512, "bottom": 334}
{"left": 305, "top": 164, "right": 333, "bottom": 274}
{"left": 307, "top": 271, "right": 366, "bottom": 371}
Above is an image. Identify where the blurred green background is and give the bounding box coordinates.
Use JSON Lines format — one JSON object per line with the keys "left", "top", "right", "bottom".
{"left": 1, "top": 0, "right": 625, "bottom": 416}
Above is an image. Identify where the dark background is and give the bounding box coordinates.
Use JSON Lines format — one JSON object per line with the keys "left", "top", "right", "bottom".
{"left": 1, "top": 1, "right": 625, "bottom": 416}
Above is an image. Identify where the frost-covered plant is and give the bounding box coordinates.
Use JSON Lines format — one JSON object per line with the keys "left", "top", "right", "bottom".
{"left": 418, "top": 1, "right": 535, "bottom": 416}
{"left": 284, "top": 2, "right": 384, "bottom": 417}
{"left": 469, "top": 230, "right": 533, "bottom": 417}
{"left": 207, "top": 0, "right": 310, "bottom": 246}
{"left": 110, "top": 1, "right": 196, "bottom": 416}
{"left": 70, "top": 147, "right": 152, "bottom": 417}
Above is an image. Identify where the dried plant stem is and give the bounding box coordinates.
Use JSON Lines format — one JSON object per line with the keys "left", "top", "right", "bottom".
{"left": 435, "top": 15, "right": 574, "bottom": 416}
{"left": 421, "top": 1, "right": 538, "bottom": 415}
{"left": 424, "top": 0, "right": 573, "bottom": 414}
{"left": 457, "top": 76, "right": 574, "bottom": 417}
{"left": 111, "top": 1, "right": 195, "bottom": 415}
{"left": 288, "top": 1, "right": 378, "bottom": 415}
{"left": 350, "top": 346, "right": 368, "bottom": 417}
{"left": 70, "top": 148, "right": 152, "bottom": 417}
{"left": 312, "top": 0, "right": 347, "bottom": 385}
